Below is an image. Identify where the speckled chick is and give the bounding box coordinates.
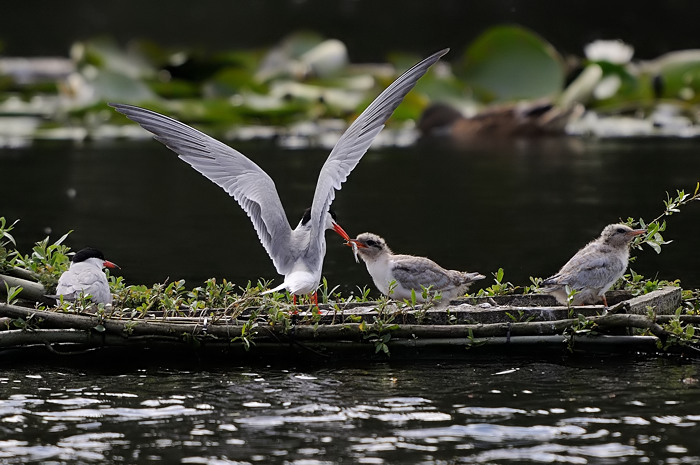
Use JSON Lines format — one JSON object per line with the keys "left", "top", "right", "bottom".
{"left": 541, "top": 224, "right": 646, "bottom": 306}
{"left": 348, "top": 232, "right": 485, "bottom": 302}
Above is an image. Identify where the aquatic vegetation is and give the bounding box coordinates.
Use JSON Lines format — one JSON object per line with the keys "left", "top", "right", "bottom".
{"left": 626, "top": 182, "right": 700, "bottom": 255}
{"left": 475, "top": 267, "right": 518, "bottom": 297}
{"left": 1, "top": 224, "right": 72, "bottom": 290}
{"left": 0, "top": 218, "right": 18, "bottom": 273}
{"left": 4, "top": 25, "right": 700, "bottom": 144}
{"left": 456, "top": 25, "right": 565, "bottom": 103}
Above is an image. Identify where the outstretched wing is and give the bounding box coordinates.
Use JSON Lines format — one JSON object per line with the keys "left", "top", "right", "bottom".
{"left": 110, "top": 104, "right": 294, "bottom": 274}
{"left": 308, "top": 49, "right": 449, "bottom": 255}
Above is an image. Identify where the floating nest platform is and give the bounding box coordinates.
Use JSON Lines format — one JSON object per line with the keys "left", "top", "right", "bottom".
{"left": 1, "top": 286, "right": 696, "bottom": 362}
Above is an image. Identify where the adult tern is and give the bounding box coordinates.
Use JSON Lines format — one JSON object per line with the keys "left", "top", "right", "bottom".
{"left": 541, "top": 223, "right": 646, "bottom": 306}
{"left": 347, "top": 232, "right": 485, "bottom": 302}
{"left": 55, "top": 247, "right": 119, "bottom": 304}
{"left": 111, "top": 48, "right": 448, "bottom": 303}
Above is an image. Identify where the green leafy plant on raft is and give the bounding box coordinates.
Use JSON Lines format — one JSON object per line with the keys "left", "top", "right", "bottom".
{"left": 476, "top": 268, "right": 518, "bottom": 297}
{"left": 8, "top": 230, "right": 73, "bottom": 290}
{"left": 626, "top": 182, "right": 700, "bottom": 255}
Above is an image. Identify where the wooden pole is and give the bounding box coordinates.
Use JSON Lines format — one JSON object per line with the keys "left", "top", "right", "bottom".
{"left": 0, "top": 274, "right": 52, "bottom": 304}
{"left": 1, "top": 302, "right": 697, "bottom": 344}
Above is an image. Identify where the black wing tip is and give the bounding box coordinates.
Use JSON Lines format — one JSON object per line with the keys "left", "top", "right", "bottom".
{"left": 435, "top": 47, "right": 450, "bottom": 57}
{"left": 108, "top": 102, "right": 132, "bottom": 112}
{"left": 108, "top": 102, "right": 153, "bottom": 116}
{"left": 419, "top": 48, "right": 450, "bottom": 65}
{"left": 422, "top": 48, "right": 450, "bottom": 67}
{"left": 108, "top": 102, "right": 145, "bottom": 120}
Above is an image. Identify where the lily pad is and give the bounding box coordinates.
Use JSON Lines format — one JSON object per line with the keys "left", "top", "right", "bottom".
{"left": 458, "top": 25, "right": 565, "bottom": 103}
{"left": 644, "top": 50, "right": 700, "bottom": 103}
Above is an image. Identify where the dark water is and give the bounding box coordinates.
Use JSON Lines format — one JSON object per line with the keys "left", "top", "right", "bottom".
{"left": 1, "top": 136, "right": 699, "bottom": 294}
{"left": 1, "top": 357, "right": 700, "bottom": 464}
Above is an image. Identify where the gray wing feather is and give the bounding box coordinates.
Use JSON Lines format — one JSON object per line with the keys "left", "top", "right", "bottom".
{"left": 392, "top": 256, "right": 454, "bottom": 291}
{"left": 308, "top": 49, "right": 449, "bottom": 255}
{"left": 546, "top": 250, "right": 624, "bottom": 291}
{"left": 110, "top": 104, "right": 294, "bottom": 274}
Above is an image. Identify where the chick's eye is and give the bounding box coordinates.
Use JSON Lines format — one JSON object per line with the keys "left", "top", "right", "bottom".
{"left": 366, "top": 240, "right": 377, "bottom": 247}
{"left": 616, "top": 228, "right": 626, "bottom": 233}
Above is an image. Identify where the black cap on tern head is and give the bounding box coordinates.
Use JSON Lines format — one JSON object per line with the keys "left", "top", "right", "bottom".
{"left": 72, "top": 247, "right": 106, "bottom": 263}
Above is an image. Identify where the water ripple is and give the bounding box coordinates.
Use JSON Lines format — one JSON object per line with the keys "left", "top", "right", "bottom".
{"left": 399, "top": 423, "right": 586, "bottom": 442}
{"left": 467, "top": 442, "right": 643, "bottom": 464}
{"left": 456, "top": 406, "right": 528, "bottom": 417}
{"left": 34, "top": 404, "right": 210, "bottom": 422}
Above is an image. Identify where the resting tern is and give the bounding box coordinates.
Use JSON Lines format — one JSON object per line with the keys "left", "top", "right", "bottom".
{"left": 541, "top": 224, "right": 646, "bottom": 306}
{"left": 55, "top": 247, "right": 119, "bottom": 304}
{"left": 347, "top": 232, "right": 485, "bottom": 302}
{"left": 111, "top": 48, "right": 448, "bottom": 302}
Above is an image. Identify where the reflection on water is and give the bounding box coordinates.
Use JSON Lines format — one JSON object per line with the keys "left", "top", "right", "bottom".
{"left": 1, "top": 136, "right": 699, "bottom": 293}
{"left": 1, "top": 359, "right": 699, "bottom": 463}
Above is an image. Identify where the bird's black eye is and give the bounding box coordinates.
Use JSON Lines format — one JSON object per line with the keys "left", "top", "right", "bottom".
{"left": 616, "top": 227, "right": 626, "bottom": 234}
{"left": 366, "top": 240, "right": 378, "bottom": 247}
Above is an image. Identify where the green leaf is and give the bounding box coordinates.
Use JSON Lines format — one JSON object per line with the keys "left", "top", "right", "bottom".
{"left": 458, "top": 25, "right": 565, "bottom": 102}
{"left": 647, "top": 241, "right": 661, "bottom": 254}
{"left": 53, "top": 231, "right": 72, "bottom": 247}
{"left": 496, "top": 268, "right": 504, "bottom": 283}
{"left": 2, "top": 231, "right": 16, "bottom": 246}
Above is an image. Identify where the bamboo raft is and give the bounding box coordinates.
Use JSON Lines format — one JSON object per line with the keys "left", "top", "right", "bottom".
{"left": 1, "top": 286, "right": 697, "bottom": 361}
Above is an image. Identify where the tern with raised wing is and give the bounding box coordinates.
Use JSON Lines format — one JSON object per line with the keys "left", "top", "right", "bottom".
{"left": 541, "top": 223, "right": 646, "bottom": 306}
{"left": 111, "top": 48, "right": 448, "bottom": 303}
{"left": 347, "top": 232, "right": 485, "bottom": 302}
{"left": 55, "top": 247, "right": 119, "bottom": 304}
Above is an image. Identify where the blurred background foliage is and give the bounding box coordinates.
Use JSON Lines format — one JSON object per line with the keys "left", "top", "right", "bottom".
{"left": 2, "top": 1, "right": 700, "bottom": 141}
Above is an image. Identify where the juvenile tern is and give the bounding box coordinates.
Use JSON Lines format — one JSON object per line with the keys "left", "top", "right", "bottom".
{"left": 541, "top": 223, "right": 646, "bottom": 306}
{"left": 55, "top": 247, "right": 119, "bottom": 304}
{"left": 111, "top": 48, "right": 448, "bottom": 302}
{"left": 347, "top": 232, "right": 485, "bottom": 302}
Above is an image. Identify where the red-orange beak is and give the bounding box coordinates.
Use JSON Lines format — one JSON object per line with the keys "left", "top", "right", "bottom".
{"left": 629, "top": 229, "right": 647, "bottom": 237}
{"left": 332, "top": 222, "right": 351, "bottom": 241}
{"left": 103, "top": 260, "right": 120, "bottom": 270}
